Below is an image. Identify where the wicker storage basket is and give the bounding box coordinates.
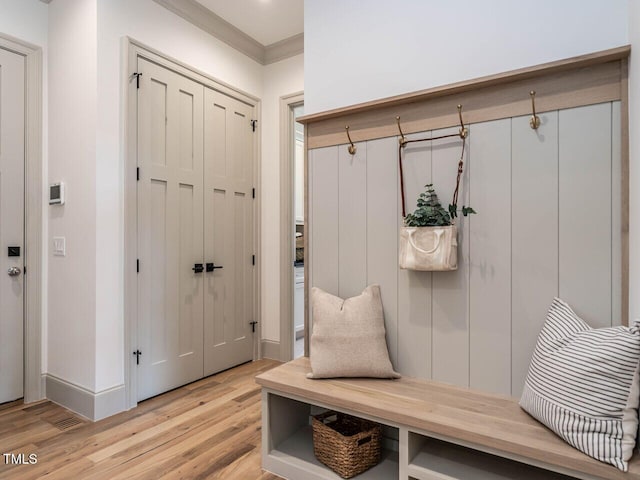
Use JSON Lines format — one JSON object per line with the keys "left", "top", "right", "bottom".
{"left": 311, "top": 411, "right": 382, "bottom": 478}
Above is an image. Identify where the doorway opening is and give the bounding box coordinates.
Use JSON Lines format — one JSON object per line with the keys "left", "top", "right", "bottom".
{"left": 279, "top": 92, "right": 304, "bottom": 361}
{"left": 292, "top": 104, "right": 305, "bottom": 359}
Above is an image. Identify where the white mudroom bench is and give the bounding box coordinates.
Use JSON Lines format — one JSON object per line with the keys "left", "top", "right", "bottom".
{"left": 256, "top": 357, "right": 640, "bottom": 480}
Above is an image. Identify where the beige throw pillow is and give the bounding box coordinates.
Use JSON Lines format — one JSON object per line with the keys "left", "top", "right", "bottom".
{"left": 308, "top": 285, "right": 400, "bottom": 379}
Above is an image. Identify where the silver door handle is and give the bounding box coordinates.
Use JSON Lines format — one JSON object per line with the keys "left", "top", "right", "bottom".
{"left": 7, "top": 267, "right": 21, "bottom": 277}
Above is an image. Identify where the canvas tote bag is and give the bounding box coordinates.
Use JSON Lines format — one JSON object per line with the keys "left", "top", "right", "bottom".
{"left": 397, "top": 133, "right": 467, "bottom": 271}
{"left": 399, "top": 225, "right": 457, "bottom": 271}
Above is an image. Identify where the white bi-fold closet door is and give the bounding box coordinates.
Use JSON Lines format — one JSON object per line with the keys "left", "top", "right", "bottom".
{"left": 136, "top": 58, "right": 255, "bottom": 401}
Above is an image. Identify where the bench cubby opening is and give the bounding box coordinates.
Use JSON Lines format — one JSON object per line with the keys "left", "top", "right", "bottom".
{"left": 262, "top": 391, "right": 399, "bottom": 479}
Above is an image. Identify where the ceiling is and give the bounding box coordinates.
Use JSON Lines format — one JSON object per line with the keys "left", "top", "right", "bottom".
{"left": 194, "top": 0, "right": 303, "bottom": 46}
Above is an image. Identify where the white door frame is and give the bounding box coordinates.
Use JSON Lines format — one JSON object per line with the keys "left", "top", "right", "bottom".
{"left": 0, "top": 33, "right": 43, "bottom": 404}
{"left": 279, "top": 92, "right": 303, "bottom": 362}
{"left": 124, "top": 38, "right": 262, "bottom": 409}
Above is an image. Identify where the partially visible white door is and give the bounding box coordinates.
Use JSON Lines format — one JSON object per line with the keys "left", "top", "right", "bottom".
{"left": 137, "top": 58, "right": 205, "bottom": 401}
{"left": 0, "top": 48, "right": 25, "bottom": 404}
{"left": 203, "top": 88, "right": 254, "bottom": 375}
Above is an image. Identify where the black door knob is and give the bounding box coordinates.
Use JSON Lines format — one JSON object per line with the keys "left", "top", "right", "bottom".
{"left": 206, "top": 263, "right": 223, "bottom": 272}
{"left": 192, "top": 263, "right": 204, "bottom": 273}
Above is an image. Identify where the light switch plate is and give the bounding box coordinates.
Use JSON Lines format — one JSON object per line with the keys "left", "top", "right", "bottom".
{"left": 53, "top": 237, "right": 66, "bottom": 256}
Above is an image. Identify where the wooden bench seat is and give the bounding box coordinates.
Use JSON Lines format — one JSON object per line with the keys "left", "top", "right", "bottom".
{"left": 256, "top": 357, "right": 640, "bottom": 480}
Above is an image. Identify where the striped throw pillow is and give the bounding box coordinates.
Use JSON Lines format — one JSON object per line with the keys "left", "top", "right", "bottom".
{"left": 520, "top": 298, "right": 640, "bottom": 471}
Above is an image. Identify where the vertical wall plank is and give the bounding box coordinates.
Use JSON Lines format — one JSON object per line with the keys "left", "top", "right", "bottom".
{"left": 431, "top": 127, "right": 470, "bottom": 387}
{"left": 611, "top": 101, "right": 622, "bottom": 326}
{"left": 311, "top": 146, "right": 340, "bottom": 296}
{"left": 339, "top": 142, "right": 368, "bottom": 299}
{"left": 559, "top": 104, "right": 612, "bottom": 327}
{"left": 511, "top": 111, "right": 559, "bottom": 397}
{"left": 468, "top": 119, "right": 512, "bottom": 396}
{"left": 367, "top": 137, "right": 399, "bottom": 368}
{"left": 398, "top": 133, "right": 432, "bottom": 378}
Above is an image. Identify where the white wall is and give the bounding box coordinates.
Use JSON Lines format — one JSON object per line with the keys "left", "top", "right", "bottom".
{"left": 629, "top": 0, "right": 639, "bottom": 322}
{"left": 0, "top": 0, "right": 300, "bottom": 407}
{"left": 260, "top": 54, "right": 304, "bottom": 342}
{"left": 3, "top": 0, "right": 295, "bottom": 400}
{"left": 0, "top": 0, "right": 48, "bottom": 46}
{"left": 48, "top": 0, "right": 98, "bottom": 390}
{"left": 0, "top": 0, "right": 49, "bottom": 374}
{"left": 305, "top": 0, "right": 629, "bottom": 114}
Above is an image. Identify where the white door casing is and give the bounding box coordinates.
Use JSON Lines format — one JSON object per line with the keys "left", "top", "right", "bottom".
{"left": 0, "top": 47, "right": 25, "bottom": 404}
{"left": 137, "top": 58, "right": 205, "bottom": 401}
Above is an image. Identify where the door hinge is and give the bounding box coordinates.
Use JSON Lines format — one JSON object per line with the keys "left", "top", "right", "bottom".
{"left": 252, "top": 188, "right": 255, "bottom": 199}
{"left": 132, "top": 72, "right": 142, "bottom": 89}
{"left": 136, "top": 167, "right": 140, "bottom": 181}
{"left": 136, "top": 259, "right": 139, "bottom": 273}
{"left": 249, "top": 321, "right": 258, "bottom": 333}
{"left": 252, "top": 254, "right": 255, "bottom": 266}
{"left": 133, "top": 349, "right": 142, "bottom": 365}
{"left": 250, "top": 119, "right": 257, "bottom": 132}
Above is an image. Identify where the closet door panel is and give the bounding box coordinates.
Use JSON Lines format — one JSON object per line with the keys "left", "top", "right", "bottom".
{"left": 511, "top": 111, "right": 559, "bottom": 397}
{"left": 398, "top": 134, "right": 433, "bottom": 378}
{"left": 310, "top": 147, "right": 340, "bottom": 297}
{"left": 367, "top": 137, "right": 399, "bottom": 367}
{"left": 339, "top": 142, "right": 367, "bottom": 299}
{"left": 611, "top": 101, "right": 622, "bottom": 326}
{"left": 559, "top": 103, "right": 612, "bottom": 327}
{"left": 468, "top": 119, "right": 511, "bottom": 396}
{"left": 431, "top": 128, "right": 470, "bottom": 387}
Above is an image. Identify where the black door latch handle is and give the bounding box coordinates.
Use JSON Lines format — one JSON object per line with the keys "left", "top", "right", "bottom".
{"left": 206, "top": 263, "right": 223, "bottom": 272}
{"left": 193, "top": 263, "right": 204, "bottom": 273}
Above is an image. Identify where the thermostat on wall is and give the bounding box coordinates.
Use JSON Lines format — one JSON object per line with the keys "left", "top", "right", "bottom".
{"left": 49, "top": 182, "right": 65, "bottom": 205}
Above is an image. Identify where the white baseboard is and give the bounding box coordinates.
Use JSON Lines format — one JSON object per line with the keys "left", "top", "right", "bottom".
{"left": 261, "top": 340, "right": 281, "bottom": 360}
{"left": 44, "top": 374, "right": 126, "bottom": 421}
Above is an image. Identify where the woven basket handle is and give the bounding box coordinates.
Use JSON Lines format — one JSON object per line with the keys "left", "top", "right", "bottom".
{"left": 408, "top": 229, "right": 443, "bottom": 255}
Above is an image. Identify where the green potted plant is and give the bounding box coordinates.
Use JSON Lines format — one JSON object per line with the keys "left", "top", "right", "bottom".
{"left": 399, "top": 184, "right": 475, "bottom": 271}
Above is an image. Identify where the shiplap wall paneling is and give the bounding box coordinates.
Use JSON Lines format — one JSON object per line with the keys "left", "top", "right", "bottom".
{"left": 310, "top": 147, "right": 340, "bottom": 298}
{"left": 338, "top": 142, "right": 367, "bottom": 299}
{"left": 559, "top": 103, "right": 612, "bottom": 328}
{"left": 511, "top": 111, "right": 559, "bottom": 397}
{"left": 398, "top": 134, "right": 433, "bottom": 378}
{"left": 611, "top": 101, "right": 622, "bottom": 326}
{"left": 468, "top": 119, "right": 512, "bottom": 396}
{"left": 366, "top": 137, "right": 400, "bottom": 367}
{"left": 431, "top": 128, "right": 471, "bottom": 387}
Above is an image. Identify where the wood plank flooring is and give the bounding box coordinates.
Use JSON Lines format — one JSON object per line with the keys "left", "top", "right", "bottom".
{"left": 0, "top": 359, "right": 283, "bottom": 479}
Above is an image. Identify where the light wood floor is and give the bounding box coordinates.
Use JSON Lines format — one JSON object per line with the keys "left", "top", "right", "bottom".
{"left": 0, "top": 359, "right": 284, "bottom": 479}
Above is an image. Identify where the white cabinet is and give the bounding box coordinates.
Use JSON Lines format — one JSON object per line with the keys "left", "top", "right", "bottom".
{"left": 294, "top": 266, "right": 304, "bottom": 338}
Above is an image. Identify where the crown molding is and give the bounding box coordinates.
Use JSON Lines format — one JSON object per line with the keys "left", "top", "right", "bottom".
{"left": 153, "top": 0, "right": 303, "bottom": 65}
{"left": 264, "top": 32, "right": 304, "bottom": 65}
